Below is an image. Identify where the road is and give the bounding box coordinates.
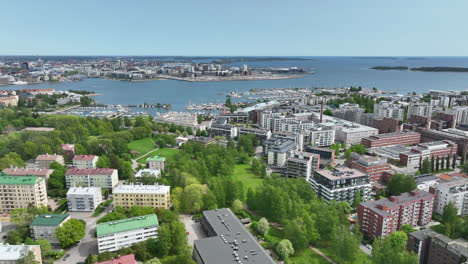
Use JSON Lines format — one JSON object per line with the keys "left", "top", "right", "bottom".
{"left": 179, "top": 214, "right": 206, "bottom": 246}
{"left": 55, "top": 203, "right": 113, "bottom": 264}
{"left": 359, "top": 244, "right": 372, "bottom": 256}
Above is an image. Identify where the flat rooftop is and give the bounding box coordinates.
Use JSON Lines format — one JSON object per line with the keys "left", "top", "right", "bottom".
{"left": 361, "top": 191, "right": 434, "bottom": 216}
{"left": 194, "top": 208, "right": 275, "bottom": 264}
{"left": 0, "top": 244, "right": 39, "bottom": 260}
{"left": 113, "top": 183, "right": 170, "bottom": 194}
{"left": 315, "top": 168, "right": 366, "bottom": 180}
{"left": 96, "top": 214, "right": 159, "bottom": 237}
{"left": 32, "top": 214, "right": 69, "bottom": 226}
{"left": 67, "top": 187, "right": 101, "bottom": 195}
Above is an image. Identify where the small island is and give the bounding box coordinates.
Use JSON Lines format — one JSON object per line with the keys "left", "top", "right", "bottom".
{"left": 370, "top": 66, "right": 468, "bottom": 72}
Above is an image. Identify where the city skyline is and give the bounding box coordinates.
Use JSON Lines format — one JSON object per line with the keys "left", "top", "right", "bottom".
{"left": 2, "top": 0, "right": 468, "bottom": 56}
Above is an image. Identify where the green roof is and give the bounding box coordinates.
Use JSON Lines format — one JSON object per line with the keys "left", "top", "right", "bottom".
{"left": 96, "top": 214, "right": 159, "bottom": 237}
{"left": 0, "top": 175, "right": 42, "bottom": 185}
{"left": 146, "top": 155, "right": 166, "bottom": 162}
{"left": 31, "top": 214, "right": 70, "bottom": 226}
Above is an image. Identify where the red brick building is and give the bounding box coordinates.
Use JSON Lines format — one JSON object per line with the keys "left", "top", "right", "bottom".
{"left": 349, "top": 153, "right": 391, "bottom": 182}
{"left": 399, "top": 140, "right": 457, "bottom": 167}
{"left": 372, "top": 117, "right": 402, "bottom": 134}
{"left": 358, "top": 191, "right": 434, "bottom": 239}
{"left": 361, "top": 131, "right": 421, "bottom": 148}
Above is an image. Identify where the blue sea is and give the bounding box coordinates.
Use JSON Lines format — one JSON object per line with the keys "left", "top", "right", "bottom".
{"left": 8, "top": 57, "right": 468, "bottom": 112}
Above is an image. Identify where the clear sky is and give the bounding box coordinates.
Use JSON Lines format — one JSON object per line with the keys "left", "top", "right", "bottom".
{"left": 2, "top": 0, "right": 468, "bottom": 56}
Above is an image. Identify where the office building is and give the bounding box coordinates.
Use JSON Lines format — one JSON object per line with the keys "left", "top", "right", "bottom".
{"left": 72, "top": 155, "right": 98, "bottom": 169}
{"left": 286, "top": 151, "right": 320, "bottom": 181}
{"left": 407, "top": 229, "right": 468, "bottom": 264}
{"left": 193, "top": 208, "right": 276, "bottom": 264}
{"left": 146, "top": 155, "right": 166, "bottom": 171}
{"left": 361, "top": 131, "right": 421, "bottom": 148}
{"left": 358, "top": 191, "right": 434, "bottom": 239}
{"left": 113, "top": 184, "right": 171, "bottom": 210}
{"left": 0, "top": 244, "right": 42, "bottom": 264}
{"left": 96, "top": 214, "right": 159, "bottom": 253}
{"left": 309, "top": 168, "right": 371, "bottom": 203}
{"left": 432, "top": 179, "right": 468, "bottom": 216}
{"left": 35, "top": 154, "right": 64, "bottom": 169}
{"left": 30, "top": 214, "right": 70, "bottom": 245}
{"left": 65, "top": 168, "right": 118, "bottom": 188}
{"left": 0, "top": 175, "right": 48, "bottom": 213}
{"left": 67, "top": 187, "right": 103, "bottom": 212}
{"left": 349, "top": 153, "right": 391, "bottom": 182}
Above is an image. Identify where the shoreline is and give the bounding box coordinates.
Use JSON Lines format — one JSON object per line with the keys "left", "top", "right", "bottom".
{"left": 156, "top": 74, "right": 310, "bottom": 82}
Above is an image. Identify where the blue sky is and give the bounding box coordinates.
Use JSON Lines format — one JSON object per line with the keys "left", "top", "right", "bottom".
{"left": 2, "top": 0, "right": 468, "bottom": 56}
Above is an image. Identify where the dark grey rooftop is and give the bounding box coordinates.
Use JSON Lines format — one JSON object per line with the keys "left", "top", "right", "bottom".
{"left": 194, "top": 208, "right": 276, "bottom": 264}
{"left": 360, "top": 191, "right": 434, "bottom": 217}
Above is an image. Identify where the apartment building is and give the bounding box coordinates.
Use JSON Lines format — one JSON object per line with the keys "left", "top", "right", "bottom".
{"left": 146, "top": 155, "right": 166, "bottom": 171}
{"left": 399, "top": 140, "right": 458, "bottom": 167}
{"left": 210, "top": 124, "right": 238, "bottom": 138}
{"left": 35, "top": 154, "right": 64, "bottom": 169}
{"left": 237, "top": 127, "right": 272, "bottom": 144}
{"left": 96, "top": 254, "right": 137, "bottom": 264}
{"left": 266, "top": 139, "right": 297, "bottom": 167}
{"left": 0, "top": 244, "right": 42, "bottom": 264}
{"left": 0, "top": 175, "right": 48, "bottom": 213}
{"left": 373, "top": 101, "right": 404, "bottom": 120}
{"left": 67, "top": 187, "right": 103, "bottom": 212}
{"left": 113, "top": 184, "right": 171, "bottom": 210}
{"left": 286, "top": 151, "right": 320, "bottom": 181}
{"left": 358, "top": 191, "right": 434, "bottom": 239}
{"left": 65, "top": 168, "right": 118, "bottom": 188}
{"left": 2, "top": 168, "right": 53, "bottom": 180}
{"left": 349, "top": 153, "right": 391, "bottom": 182}
{"left": 408, "top": 103, "right": 433, "bottom": 117}
{"left": 432, "top": 179, "right": 468, "bottom": 216}
{"left": 307, "top": 127, "right": 335, "bottom": 147}
{"left": 72, "top": 155, "right": 98, "bottom": 169}
{"left": 96, "top": 214, "right": 159, "bottom": 253}
{"left": 309, "top": 168, "right": 371, "bottom": 203}
{"left": 448, "top": 106, "right": 468, "bottom": 126}
{"left": 407, "top": 229, "right": 468, "bottom": 264}
{"left": 30, "top": 214, "right": 70, "bottom": 245}
{"left": 361, "top": 131, "right": 421, "bottom": 148}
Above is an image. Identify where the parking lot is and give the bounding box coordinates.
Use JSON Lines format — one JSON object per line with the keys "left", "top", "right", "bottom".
{"left": 180, "top": 214, "right": 206, "bottom": 246}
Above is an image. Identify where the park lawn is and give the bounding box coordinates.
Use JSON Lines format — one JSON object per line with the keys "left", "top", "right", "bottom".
{"left": 232, "top": 164, "right": 264, "bottom": 191}
{"left": 138, "top": 148, "right": 180, "bottom": 164}
{"left": 128, "top": 137, "right": 156, "bottom": 155}
{"left": 319, "top": 246, "right": 371, "bottom": 264}
{"left": 288, "top": 249, "right": 330, "bottom": 264}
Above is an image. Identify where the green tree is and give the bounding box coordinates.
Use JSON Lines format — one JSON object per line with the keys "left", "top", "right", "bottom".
{"left": 154, "top": 224, "right": 171, "bottom": 258}
{"left": 17, "top": 249, "right": 38, "bottom": 264}
{"left": 256, "top": 217, "right": 270, "bottom": 236}
{"left": 460, "top": 161, "right": 468, "bottom": 174}
{"left": 276, "top": 239, "right": 294, "bottom": 260}
{"left": 386, "top": 174, "right": 416, "bottom": 196}
{"left": 144, "top": 258, "right": 162, "bottom": 264}
{"left": 284, "top": 218, "right": 309, "bottom": 252}
{"left": 333, "top": 224, "right": 360, "bottom": 264}
{"left": 323, "top": 109, "right": 333, "bottom": 116}
{"left": 10, "top": 208, "right": 35, "bottom": 227}
{"left": 55, "top": 219, "right": 86, "bottom": 248}
{"left": 96, "top": 156, "right": 111, "bottom": 168}
{"left": 400, "top": 224, "right": 416, "bottom": 234}
{"left": 345, "top": 144, "right": 366, "bottom": 159}
{"left": 421, "top": 158, "right": 431, "bottom": 174}
{"left": 372, "top": 231, "right": 417, "bottom": 264}
{"left": 352, "top": 190, "right": 362, "bottom": 209}
{"left": 0, "top": 152, "right": 25, "bottom": 170}
{"left": 441, "top": 202, "right": 460, "bottom": 238}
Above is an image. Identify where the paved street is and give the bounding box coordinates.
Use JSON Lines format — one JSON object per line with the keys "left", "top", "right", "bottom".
{"left": 359, "top": 244, "right": 372, "bottom": 256}
{"left": 180, "top": 214, "right": 206, "bottom": 246}
{"left": 55, "top": 204, "right": 113, "bottom": 264}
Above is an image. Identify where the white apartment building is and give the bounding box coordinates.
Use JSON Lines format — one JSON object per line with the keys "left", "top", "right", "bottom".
{"left": 448, "top": 106, "right": 468, "bottom": 125}
{"left": 65, "top": 168, "right": 118, "bottom": 188}
{"left": 433, "top": 179, "right": 468, "bottom": 216}
{"left": 67, "top": 187, "right": 103, "bottom": 211}
{"left": 335, "top": 124, "right": 378, "bottom": 146}
{"left": 96, "top": 214, "right": 159, "bottom": 253}
{"left": 72, "top": 155, "right": 98, "bottom": 169}
{"left": 408, "top": 103, "right": 433, "bottom": 117}
{"left": 286, "top": 151, "right": 320, "bottom": 181}
{"left": 0, "top": 244, "right": 42, "bottom": 264}
{"left": 308, "top": 127, "right": 335, "bottom": 147}
{"left": 373, "top": 101, "right": 404, "bottom": 120}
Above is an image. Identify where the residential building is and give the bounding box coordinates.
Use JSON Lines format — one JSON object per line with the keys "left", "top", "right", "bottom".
{"left": 0, "top": 175, "right": 48, "bottom": 213}
{"left": 334, "top": 103, "right": 365, "bottom": 123}
{"left": 35, "top": 154, "right": 64, "bottom": 169}
{"left": 399, "top": 140, "right": 458, "bottom": 167}
{"left": 0, "top": 244, "right": 42, "bottom": 264}
{"left": 210, "top": 124, "right": 238, "bottom": 138}
{"left": 188, "top": 136, "right": 216, "bottom": 146}
{"left": 408, "top": 103, "right": 433, "bottom": 117}
{"left": 30, "top": 214, "right": 70, "bottom": 244}
{"left": 0, "top": 96, "right": 19, "bottom": 107}
{"left": 420, "top": 128, "right": 468, "bottom": 156}
{"left": 237, "top": 127, "right": 272, "bottom": 144}
{"left": 358, "top": 191, "right": 434, "bottom": 239}
{"left": 308, "top": 147, "right": 335, "bottom": 166}
{"left": 62, "top": 144, "right": 75, "bottom": 160}
{"left": 361, "top": 131, "right": 421, "bottom": 148}
{"left": 96, "top": 254, "right": 137, "bottom": 264}
{"left": 335, "top": 123, "right": 379, "bottom": 146}
{"left": 372, "top": 117, "right": 402, "bottom": 134}
{"left": 286, "top": 151, "right": 320, "bottom": 181}
{"left": 96, "top": 214, "right": 159, "bottom": 253}
{"left": 415, "top": 174, "right": 439, "bottom": 192}
{"left": 65, "top": 168, "right": 118, "bottom": 188}
{"left": 432, "top": 179, "right": 468, "bottom": 216}
{"left": 113, "top": 184, "right": 171, "bottom": 210}
{"left": 193, "top": 208, "right": 276, "bottom": 264}
{"left": 448, "top": 106, "right": 468, "bottom": 126}
{"left": 307, "top": 127, "right": 335, "bottom": 147}
{"left": 67, "top": 187, "right": 103, "bottom": 212}
{"left": 72, "top": 155, "right": 98, "bottom": 169}
{"left": 374, "top": 101, "right": 404, "bottom": 120}
{"left": 146, "top": 155, "right": 165, "bottom": 171}
{"left": 309, "top": 168, "right": 371, "bottom": 203}
{"left": 2, "top": 168, "right": 53, "bottom": 180}
{"left": 407, "top": 229, "right": 468, "bottom": 264}
{"left": 266, "top": 139, "right": 297, "bottom": 167}
{"left": 349, "top": 153, "right": 391, "bottom": 182}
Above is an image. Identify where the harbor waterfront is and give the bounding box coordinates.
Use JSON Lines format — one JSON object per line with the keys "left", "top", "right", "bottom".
{"left": 4, "top": 57, "right": 468, "bottom": 112}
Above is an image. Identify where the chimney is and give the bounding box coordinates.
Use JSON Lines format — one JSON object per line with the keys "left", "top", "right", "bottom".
{"left": 320, "top": 102, "right": 323, "bottom": 123}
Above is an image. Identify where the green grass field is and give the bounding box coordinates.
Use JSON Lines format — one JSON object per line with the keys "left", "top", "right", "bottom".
{"left": 288, "top": 249, "right": 330, "bottom": 264}
{"left": 139, "top": 148, "right": 180, "bottom": 164}
{"left": 128, "top": 137, "right": 157, "bottom": 155}
{"left": 231, "top": 164, "right": 264, "bottom": 191}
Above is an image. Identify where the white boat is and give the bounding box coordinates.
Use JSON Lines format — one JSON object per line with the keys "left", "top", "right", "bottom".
{"left": 13, "top": 81, "right": 28, "bottom": 85}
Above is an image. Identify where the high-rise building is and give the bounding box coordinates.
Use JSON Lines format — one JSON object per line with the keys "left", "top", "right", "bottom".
{"left": 358, "top": 191, "right": 434, "bottom": 239}
{"left": 431, "top": 178, "right": 468, "bottom": 216}
{"left": 0, "top": 175, "right": 48, "bottom": 213}
{"left": 408, "top": 103, "right": 433, "bottom": 117}
{"left": 373, "top": 101, "right": 404, "bottom": 120}
{"left": 286, "top": 151, "right": 320, "bottom": 181}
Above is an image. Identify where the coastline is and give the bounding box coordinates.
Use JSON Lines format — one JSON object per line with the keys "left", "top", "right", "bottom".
{"left": 156, "top": 74, "right": 310, "bottom": 82}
